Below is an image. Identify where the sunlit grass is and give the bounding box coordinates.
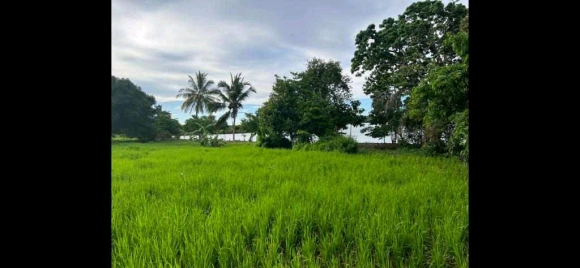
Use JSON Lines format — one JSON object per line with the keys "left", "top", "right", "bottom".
{"left": 112, "top": 141, "right": 468, "bottom": 267}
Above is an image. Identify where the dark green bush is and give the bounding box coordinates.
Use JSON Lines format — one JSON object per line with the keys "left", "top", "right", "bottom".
{"left": 257, "top": 134, "right": 292, "bottom": 149}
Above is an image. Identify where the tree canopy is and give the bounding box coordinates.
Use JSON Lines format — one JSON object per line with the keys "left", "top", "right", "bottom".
{"left": 257, "top": 58, "right": 365, "bottom": 146}
{"left": 215, "top": 73, "right": 257, "bottom": 141}
{"left": 408, "top": 14, "right": 469, "bottom": 159}
{"left": 153, "top": 105, "right": 183, "bottom": 141}
{"left": 111, "top": 75, "right": 157, "bottom": 142}
{"left": 351, "top": 0, "right": 468, "bottom": 159}
{"left": 176, "top": 71, "right": 222, "bottom": 117}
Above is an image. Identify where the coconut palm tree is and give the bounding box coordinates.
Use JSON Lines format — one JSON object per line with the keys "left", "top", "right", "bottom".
{"left": 215, "top": 73, "right": 256, "bottom": 141}
{"left": 176, "top": 71, "right": 221, "bottom": 117}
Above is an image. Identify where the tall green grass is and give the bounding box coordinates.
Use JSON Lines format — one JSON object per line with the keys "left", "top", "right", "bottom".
{"left": 112, "top": 141, "right": 468, "bottom": 267}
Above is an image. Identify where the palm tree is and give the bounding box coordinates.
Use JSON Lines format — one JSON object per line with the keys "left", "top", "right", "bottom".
{"left": 176, "top": 71, "right": 222, "bottom": 117}
{"left": 215, "top": 73, "right": 256, "bottom": 141}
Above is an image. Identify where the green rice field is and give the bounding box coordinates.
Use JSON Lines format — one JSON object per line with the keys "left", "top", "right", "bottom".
{"left": 112, "top": 141, "right": 469, "bottom": 267}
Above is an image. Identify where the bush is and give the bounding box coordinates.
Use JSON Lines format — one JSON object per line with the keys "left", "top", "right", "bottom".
{"left": 419, "top": 142, "right": 446, "bottom": 156}
{"left": 295, "top": 135, "right": 358, "bottom": 154}
{"left": 257, "top": 134, "right": 292, "bottom": 149}
{"left": 398, "top": 139, "right": 421, "bottom": 150}
{"left": 199, "top": 135, "right": 225, "bottom": 147}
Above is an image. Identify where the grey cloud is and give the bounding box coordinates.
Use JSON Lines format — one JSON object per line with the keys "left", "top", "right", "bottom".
{"left": 113, "top": 0, "right": 468, "bottom": 121}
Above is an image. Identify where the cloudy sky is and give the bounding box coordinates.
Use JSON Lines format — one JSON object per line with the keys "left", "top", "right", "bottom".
{"left": 112, "top": 0, "right": 468, "bottom": 125}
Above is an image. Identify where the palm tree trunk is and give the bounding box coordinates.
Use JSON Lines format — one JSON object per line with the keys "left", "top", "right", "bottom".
{"left": 232, "top": 117, "right": 236, "bottom": 141}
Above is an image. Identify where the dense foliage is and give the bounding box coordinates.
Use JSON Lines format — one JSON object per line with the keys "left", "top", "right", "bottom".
{"left": 111, "top": 75, "right": 157, "bottom": 142}
{"left": 257, "top": 58, "right": 365, "bottom": 148}
{"left": 351, "top": 0, "right": 468, "bottom": 160}
{"left": 153, "top": 105, "right": 182, "bottom": 141}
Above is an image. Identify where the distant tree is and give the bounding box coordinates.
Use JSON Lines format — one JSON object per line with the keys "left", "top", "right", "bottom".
{"left": 239, "top": 112, "right": 259, "bottom": 142}
{"left": 215, "top": 73, "right": 256, "bottom": 141}
{"left": 111, "top": 75, "right": 156, "bottom": 142}
{"left": 176, "top": 71, "right": 222, "bottom": 117}
{"left": 153, "top": 105, "right": 182, "bottom": 141}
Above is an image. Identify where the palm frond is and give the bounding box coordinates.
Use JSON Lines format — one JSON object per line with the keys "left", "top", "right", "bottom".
{"left": 180, "top": 98, "right": 197, "bottom": 114}
{"left": 207, "top": 88, "right": 221, "bottom": 95}
{"left": 237, "top": 87, "right": 256, "bottom": 102}
{"left": 217, "top": 81, "right": 231, "bottom": 90}
{"left": 217, "top": 89, "right": 231, "bottom": 103}
{"left": 195, "top": 71, "right": 210, "bottom": 91}
{"left": 216, "top": 111, "right": 231, "bottom": 127}
{"left": 244, "top": 112, "right": 256, "bottom": 119}
{"left": 187, "top": 75, "right": 200, "bottom": 91}
{"left": 176, "top": 88, "right": 193, "bottom": 98}
{"left": 207, "top": 101, "right": 226, "bottom": 113}
{"left": 203, "top": 80, "right": 215, "bottom": 90}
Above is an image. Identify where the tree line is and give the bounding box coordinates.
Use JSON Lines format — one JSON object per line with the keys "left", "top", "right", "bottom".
{"left": 112, "top": 0, "right": 468, "bottom": 161}
{"left": 111, "top": 73, "right": 257, "bottom": 142}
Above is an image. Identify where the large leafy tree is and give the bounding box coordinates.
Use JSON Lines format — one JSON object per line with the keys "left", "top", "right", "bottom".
{"left": 176, "top": 71, "right": 222, "bottom": 117}
{"left": 408, "top": 15, "right": 469, "bottom": 159}
{"left": 351, "top": 0, "right": 467, "bottom": 144}
{"left": 294, "top": 58, "right": 365, "bottom": 136}
{"left": 215, "top": 73, "right": 256, "bottom": 141}
{"left": 111, "top": 75, "right": 156, "bottom": 142}
{"left": 257, "top": 75, "right": 301, "bottom": 141}
{"left": 258, "top": 58, "right": 365, "bottom": 145}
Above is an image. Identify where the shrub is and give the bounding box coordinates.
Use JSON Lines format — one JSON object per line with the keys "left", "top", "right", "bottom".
{"left": 419, "top": 142, "right": 446, "bottom": 156}
{"left": 257, "top": 134, "right": 292, "bottom": 149}
{"left": 199, "top": 135, "right": 225, "bottom": 147}
{"left": 295, "top": 135, "right": 358, "bottom": 154}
